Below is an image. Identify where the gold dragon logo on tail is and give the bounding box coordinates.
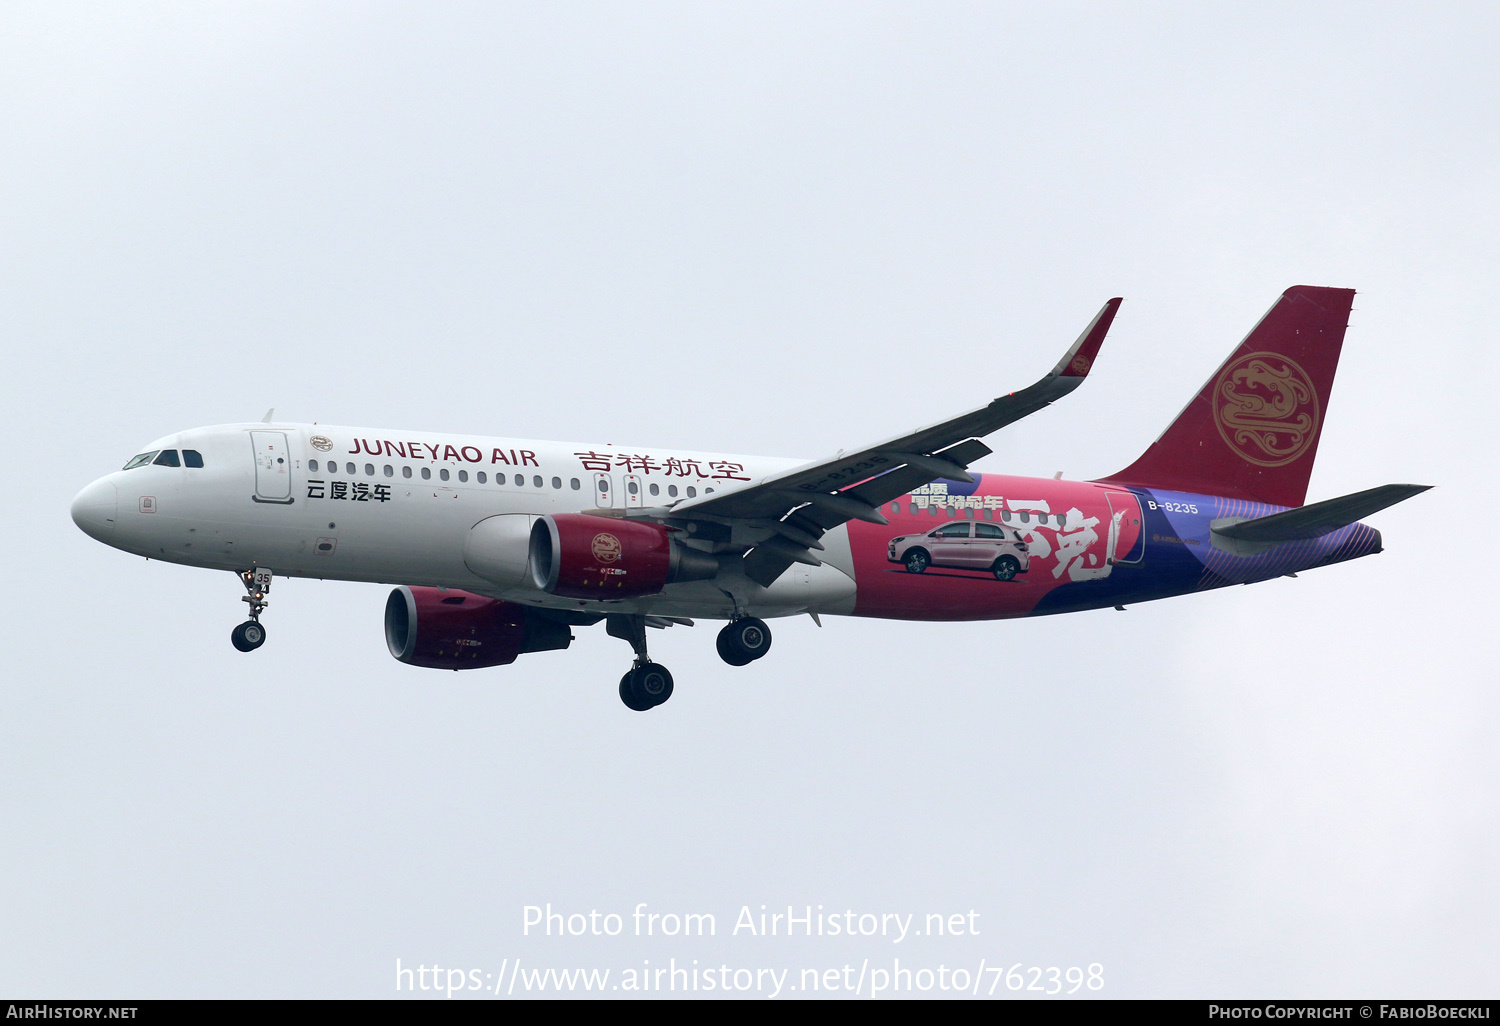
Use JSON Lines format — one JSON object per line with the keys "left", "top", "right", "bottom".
{"left": 1211, "top": 352, "right": 1321, "bottom": 467}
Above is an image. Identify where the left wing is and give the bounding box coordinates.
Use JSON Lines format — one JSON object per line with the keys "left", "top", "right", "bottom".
{"left": 656, "top": 297, "right": 1123, "bottom": 586}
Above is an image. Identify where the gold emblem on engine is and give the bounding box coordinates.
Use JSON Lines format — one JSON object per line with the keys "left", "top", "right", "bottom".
{"left": 591, "top": 532, "right": 623, "bottom": 564}
{"left": 1212, "top": 352, "right": 1320, "bottom": 467}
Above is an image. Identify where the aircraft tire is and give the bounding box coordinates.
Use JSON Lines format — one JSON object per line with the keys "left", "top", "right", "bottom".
{"left": 632, "top": 663, "right": 674, "bottom": 707}
{"left": 231, "top": 621, "right": 266, "bottom": 652}
{"left": 716, "top": 631, "right": 754, "bottom": 666}
{"left": 717, "top": 618, "right": 771, "bottom": 664}
{"left": 619, "top": 673, "right": 654, "bottom": 712}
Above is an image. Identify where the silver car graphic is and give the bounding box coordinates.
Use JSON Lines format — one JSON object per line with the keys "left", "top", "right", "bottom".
{"left": 887, "top": 521, "right": 1031, "bottom": 581}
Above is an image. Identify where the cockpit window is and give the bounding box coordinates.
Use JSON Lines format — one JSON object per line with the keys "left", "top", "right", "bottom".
{"left": 153, "top": 450, "right": 181, "bottom": 467}
{"left": 183, "top": 450, "right": 204, "bottom": 468}
{"left": 122, "top": 451, "right": 160, "bottom": 470}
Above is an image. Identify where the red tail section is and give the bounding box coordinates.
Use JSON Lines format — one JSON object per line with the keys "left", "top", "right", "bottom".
{"left": 1097, "top": 286, "right": 1355, "bottom": 508}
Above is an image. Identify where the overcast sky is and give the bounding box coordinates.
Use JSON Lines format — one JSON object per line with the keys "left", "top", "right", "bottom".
{"left": 2, "top": 2, "right": 1496, "bottom": 999}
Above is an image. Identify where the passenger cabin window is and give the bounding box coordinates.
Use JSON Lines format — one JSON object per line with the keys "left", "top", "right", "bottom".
{"left": 533, "top": 475, "right": 543, "bottom": 488}
{"left": 650, "top": 483, "right": 660, "bottom": 496}
{"left": 421, "top": 467, "right": 431, "bottom": 480}
{"left": 346, "top": 463, "right": 356, "bottom": 475}
{"left": 570, "top": 478, "right": 581, "bottom": 490}
{"left": 153, "top": 450, "right": 180, "bottom": 467}
{"left": 477, "top": 471, "right": 487, "bottom": 483}
{"left": 384, "top": 465, "right": 394, "bottom": 477}
{"left": 183, "top": 450, "right": 204, "bottom": 468}
{"left": 402, "top": 466, "right": 412, "bottom": 479}
{"left": 364, "top": 464, "right": 374, "bottom": 476}
{"left": 552, "top": 477, "right": 561, "bottom": 490}
{"left": 458, "top": 470, "right": 468, "bottom": 482}
{"left": 309, "top": 459, "right": 320, "bottom": 472}
{"left": 440, "top": 469, "right": 450, "bottom": 481}
{"left": 1055, "top": 514, "right": 1067, "bottom": 528}
{"left": 686, "top": 486, "right": 697, "bottom": 498}
{"left": 668, "top": 485, "right": 678, "bottom": 497}
{"left": 122, "top": 451, "right": 160, "bottom": 470}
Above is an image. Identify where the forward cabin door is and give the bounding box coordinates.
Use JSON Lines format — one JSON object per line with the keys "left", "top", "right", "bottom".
{"left": 250, "top": 431, "right": 294, "bottom": 504}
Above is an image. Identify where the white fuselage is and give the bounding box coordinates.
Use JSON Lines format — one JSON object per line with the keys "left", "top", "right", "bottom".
{"left": 71, "top": 422, "right": 861, "bottom": 621}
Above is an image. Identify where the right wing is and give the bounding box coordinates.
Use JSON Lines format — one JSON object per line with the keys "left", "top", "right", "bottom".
{"left": 661, "top": 297, "right": 1123, "bottom": 585}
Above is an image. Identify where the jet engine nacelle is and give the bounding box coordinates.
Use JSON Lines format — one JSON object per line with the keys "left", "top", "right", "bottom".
{"left": 384, "top": 586, "right": 573, "bottom": 670}
{"left": 529, "top": 513, "right": 719, "bottom": 600}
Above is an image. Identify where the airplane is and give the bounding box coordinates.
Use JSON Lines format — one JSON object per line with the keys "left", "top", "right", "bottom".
{"left": 70, "top": 286, "right": 1429, "bottom": 711}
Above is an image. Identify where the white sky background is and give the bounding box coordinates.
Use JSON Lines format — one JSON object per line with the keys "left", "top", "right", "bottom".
{"left": 1, "top": 2, "right": 1496, "bottom": 998}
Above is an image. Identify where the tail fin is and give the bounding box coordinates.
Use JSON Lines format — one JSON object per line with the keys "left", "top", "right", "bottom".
{"left": 1098, "top": 285, "right": 1355, "bottom": 507}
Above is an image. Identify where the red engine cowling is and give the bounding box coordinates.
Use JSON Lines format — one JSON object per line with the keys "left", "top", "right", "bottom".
{"left": 384, "top": 587, "right": 572, "bottom": 670}
{"left": 529, "top": 514, "right": 718, "bottom": 600}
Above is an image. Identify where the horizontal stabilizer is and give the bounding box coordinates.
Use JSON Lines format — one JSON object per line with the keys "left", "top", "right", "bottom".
{"left": 1212, "top": 483, "right": 1431, "bottom": 544}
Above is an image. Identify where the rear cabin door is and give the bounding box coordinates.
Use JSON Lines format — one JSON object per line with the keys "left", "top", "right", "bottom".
{"left": 1104, "top": 491, "right": 1144, "bottom": 564}
{"left": 250, "top": 431, "right": 293, "bottom": 503}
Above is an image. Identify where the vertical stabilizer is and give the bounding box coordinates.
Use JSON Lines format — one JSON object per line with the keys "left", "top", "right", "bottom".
{"left": 1097, "top": 285, "right": 1355, "bottom": 508}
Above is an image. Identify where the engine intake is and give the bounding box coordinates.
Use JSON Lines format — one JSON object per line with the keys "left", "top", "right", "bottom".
{"left": 384, "top": 586, "right": 573, "bottom": 670}
{"left": 529, "top": 514, "right": 718, "bottom": 599}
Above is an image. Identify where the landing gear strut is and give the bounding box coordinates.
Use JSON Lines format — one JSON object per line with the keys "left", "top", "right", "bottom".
{"left": 716, "top": 617, "right": 772, "bottom": 666}
{"left": 607, "top": 614, "right": 674, "bottom": 711}
{"left": 232, "top": 567, "right": 272, "bottom": 652}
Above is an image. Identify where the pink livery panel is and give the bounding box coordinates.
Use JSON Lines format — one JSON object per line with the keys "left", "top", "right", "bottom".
{"left": 845, "top": 474, "right": 1383, "bottom": 621}
{"left": 846, "top": 474, "right": 1144, "bottom": 621}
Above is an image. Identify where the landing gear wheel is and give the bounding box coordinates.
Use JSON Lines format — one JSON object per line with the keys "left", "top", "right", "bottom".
{"left": 621, "top": 662, "right": 674, "bottom": 710}
{"left": 992, "top": 556, "right": 1020, "bottom": 582}
{"left": 619, "top": 672, "right": 654, "bottom": 712}
{"left": 903, "top": 550, "right": 930, "bottom": 574}
{"left": 231, "top": 620, "right": 266, "bottom": 652}
{"left": 717, "top": 617, "right": 772, "bottom": 665}
{"left": 716, "top": 633, "right": 754, "bottom": 666}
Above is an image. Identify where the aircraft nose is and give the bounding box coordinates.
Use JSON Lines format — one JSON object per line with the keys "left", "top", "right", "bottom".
{"left": 71, "top": 478, "right": 118, "bottom": 541}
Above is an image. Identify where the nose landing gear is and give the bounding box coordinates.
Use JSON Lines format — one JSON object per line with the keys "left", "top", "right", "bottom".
{"left": 716, "top": 617, "right": 772, "bottom": 666}
{"left": 232, "top": 567, "right": 272, "bottom": 652}
{"left": 607, "top": 614, "right": 675, "bottom": 711}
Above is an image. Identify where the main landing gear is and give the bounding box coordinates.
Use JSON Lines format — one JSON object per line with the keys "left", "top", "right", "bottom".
{"left": 607, "top": 614, "right": 675, "bottom": 712}
{"left": 716, "top": 617, "right": 772, "bottom": 666}
{"left": 605, "top": 613, "right": 774, "bottom": 711}
{"left": 232, "top": 567, "right": 272, "bottom": 653}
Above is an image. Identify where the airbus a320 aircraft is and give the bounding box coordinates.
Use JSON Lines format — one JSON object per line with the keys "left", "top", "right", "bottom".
{"left": 72, "top": 286, "right": 1427, "bottom": 710}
